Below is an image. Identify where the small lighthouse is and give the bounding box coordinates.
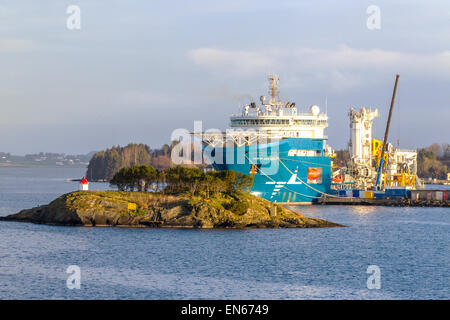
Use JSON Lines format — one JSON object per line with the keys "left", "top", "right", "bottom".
{"left": 79, "top": 176, "right": 89, "bottom": 191}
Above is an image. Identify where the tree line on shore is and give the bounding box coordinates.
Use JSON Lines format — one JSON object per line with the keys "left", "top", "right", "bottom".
{"left": 89, "top": 142, "right": 449, "bottom": 183}
{"left": 86, "top": 142, "right": 206, "bottom": 181}
{"left": 110, "top": 165, "right": 253, "bottom": 198}
{"left": 86, "top": 143, "right": 175, "bottom": 181}
{"left": 417, "top": 143, "right": 449, "bottom": 179}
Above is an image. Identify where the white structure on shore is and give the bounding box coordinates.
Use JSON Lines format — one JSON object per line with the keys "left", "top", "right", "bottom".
{"left": 79, "top": 177, "right": 89, "bottom": 191}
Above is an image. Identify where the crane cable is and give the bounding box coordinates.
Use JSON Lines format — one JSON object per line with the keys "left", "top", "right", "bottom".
{"left": 278, "top": 158, "right": 347, "bottom": 198}
{"left": 279, "top": 157, "right": 332, "bottom": 167}
{"left": 244, "top": 154, "right": 322, "bottom": 199}
{"left": 245, "top": 154, "right": 354, "bottom": 200}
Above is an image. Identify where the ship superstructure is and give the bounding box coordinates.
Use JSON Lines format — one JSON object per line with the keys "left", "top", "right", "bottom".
{"left": 199, "top": 75, "right": 334, "bottom": 204}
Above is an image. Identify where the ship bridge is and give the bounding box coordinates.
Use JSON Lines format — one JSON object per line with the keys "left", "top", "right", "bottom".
{"left": 196, "top": 75, "right": 330, "bottom": 151}
{"left": 229, "top": 109, "right": 328, "bottom": 139}
{"left": 228, "top": 74, "right": 328, "bottom": 139}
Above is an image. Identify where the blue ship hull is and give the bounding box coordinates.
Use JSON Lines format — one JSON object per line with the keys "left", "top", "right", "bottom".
{"left": 208, "top": 138, "right": 332, "bottom": 204}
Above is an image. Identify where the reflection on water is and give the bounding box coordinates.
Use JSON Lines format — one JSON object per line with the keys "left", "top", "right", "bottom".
{"left": 349, "top": 206, "right": 378, "bottom": 215}
{"left": 289, "top": 205, "right": 379, "bottom": 217}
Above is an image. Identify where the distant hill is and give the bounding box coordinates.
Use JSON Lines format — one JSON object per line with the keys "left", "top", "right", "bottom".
{"left": 86, "top": 143, "right": 175, "bottom": 181}
{"left": 0, "top": 151, "right": 92, "bottom": 167}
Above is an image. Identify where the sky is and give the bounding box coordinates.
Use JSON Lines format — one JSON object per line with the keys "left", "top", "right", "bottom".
{"left": 0, "top": 0, "right": 449, "bottom": 155}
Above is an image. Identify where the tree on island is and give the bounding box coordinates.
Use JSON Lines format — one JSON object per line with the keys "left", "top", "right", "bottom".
{"left": 110, "top": 165, "right": 158, "bottom": 191}
{"left": 110, "top": 165, "right": 253, "bottom": 200}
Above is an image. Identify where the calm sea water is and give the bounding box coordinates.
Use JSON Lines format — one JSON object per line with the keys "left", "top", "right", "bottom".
{"left": 0, "top": 166, "right": 448, "bottom": 299}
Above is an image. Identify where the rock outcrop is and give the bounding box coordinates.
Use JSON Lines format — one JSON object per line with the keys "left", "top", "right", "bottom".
{"left": 0, "top": 191, "right": 344, "bottom": 229}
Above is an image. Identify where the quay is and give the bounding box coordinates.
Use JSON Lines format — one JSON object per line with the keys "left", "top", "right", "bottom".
{"left": 318, "top": 189, "right": 449, "bottom": 207}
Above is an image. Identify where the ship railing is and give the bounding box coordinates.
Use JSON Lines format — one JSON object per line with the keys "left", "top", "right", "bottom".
{"left": 191, "top": 131, "right": 283, "bottom": 147}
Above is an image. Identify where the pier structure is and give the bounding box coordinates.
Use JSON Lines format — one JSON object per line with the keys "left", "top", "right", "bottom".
{"left": 319, "top": 189, "right": 449, "bottom": 207}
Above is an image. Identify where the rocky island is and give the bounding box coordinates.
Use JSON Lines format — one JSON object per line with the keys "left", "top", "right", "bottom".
{"left": 1, "top": 165, "right": 343, "bottom": 228}
{"left": 0, "top": 191, "right": 343, "bottom": 229}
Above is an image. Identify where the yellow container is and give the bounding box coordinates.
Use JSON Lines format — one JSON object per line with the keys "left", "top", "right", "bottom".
{"left": 365, "top": 191, "right": 374, "bottom": 199}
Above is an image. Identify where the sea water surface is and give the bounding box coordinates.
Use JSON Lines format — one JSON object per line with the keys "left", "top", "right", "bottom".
{"left": 0, "top": 166, "right": 448, "bottom": 299}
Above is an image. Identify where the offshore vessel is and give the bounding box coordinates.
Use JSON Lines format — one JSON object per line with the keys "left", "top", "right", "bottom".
{"left": 194, "top": 74, "right": 447, "bottom": 206}
{"left": 199, "top": 75, "right": 334, "bottom": 204}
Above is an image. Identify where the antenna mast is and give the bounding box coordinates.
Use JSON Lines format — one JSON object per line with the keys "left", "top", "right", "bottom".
{"left": 268, "top": 74, "right": 280, "bottom": 105}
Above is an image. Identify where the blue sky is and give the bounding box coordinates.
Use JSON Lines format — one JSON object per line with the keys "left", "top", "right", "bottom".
{"left": 1, "top": 1, "right": 449, "bottom": 154}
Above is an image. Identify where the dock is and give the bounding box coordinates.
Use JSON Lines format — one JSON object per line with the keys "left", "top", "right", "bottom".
{"left": 318, "top": 197, "right": 448, "bottom": 207}
{"left": 318, "top": 189, "right": 449, "bottom": 207}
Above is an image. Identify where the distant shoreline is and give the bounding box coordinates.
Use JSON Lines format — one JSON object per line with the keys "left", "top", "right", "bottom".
{"left": 0, "top": 163, "right": 87, "bottom": 169}
{"left": 70, "top": 178, "right": 108, "bottom": 182}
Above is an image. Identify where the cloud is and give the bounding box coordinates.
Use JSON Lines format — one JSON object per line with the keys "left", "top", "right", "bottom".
{"left": 0, "top": 38, "right": 34, "bottom": 52}
{"left": 188, "top": 46, "right": 450, "bottom": 92}
{"left": 188, "top": 48, "right": 274, "bottom": 76}
{"left": 117, "top": 90, "right": 182, "bottom": 108}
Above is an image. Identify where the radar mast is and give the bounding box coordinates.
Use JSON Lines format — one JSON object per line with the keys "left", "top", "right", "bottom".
{"left": 268, "top": 74, "right": 282, "bottom": 106}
